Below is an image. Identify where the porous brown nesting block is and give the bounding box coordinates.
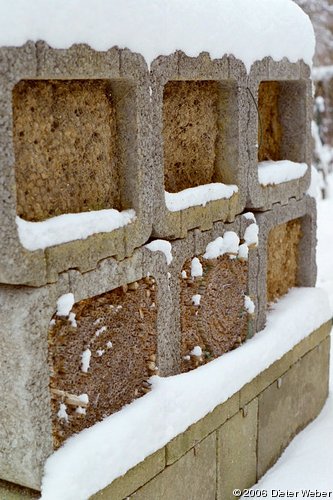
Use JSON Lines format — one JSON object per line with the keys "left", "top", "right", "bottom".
{"left": 0, "top": 42, "right": 152, "bottom": 286}
{"left": 245, "top": 57, "right": 312, "bottom": 210}
{"left": 0, "top": 247, "right": 173, "bottom": 490}
{"left": 166, "top": 212, "right": 259, "bottom": 373}
{"left": 255, "top": 196, "right": 317, "bottom": 332}
{"left": 150, "top": 51, "right": 247, "bottom": 239}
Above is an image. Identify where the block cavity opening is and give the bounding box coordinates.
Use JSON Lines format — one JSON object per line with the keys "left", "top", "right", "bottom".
{"left": 13, "top": 79, "right": 135, "bottom": 222}
{"left": 48, "top": 276, "right": 158, "bottom": 448}
{"left": 258, "top": 80, "right": 307, "bottom": 164}
{"left": 267, "top": 218, "right": 302, "bottom": 303}
{"left": 163, "top": 80, "right": 239, "bottom": 194}
{"left": 180, "top": 254, "right": 249, "bottom": 372}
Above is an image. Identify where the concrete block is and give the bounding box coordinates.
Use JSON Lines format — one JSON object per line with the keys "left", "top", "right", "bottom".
{"left": 246, "top": 57, "right": 312, "bottom": 210}
{"left": 239, "top": 320, "right": 332, "bottom": 407}
{"left": 217, "top": 398, "right": 258, "bottom": 500}
{"left": 91, "top": 449, "right": 165, "bottom": 500}
{"left": 0, "top": 248, "right": 172, "bottom": 490}
{"left": 166, "top": 392, "right": 239, "bottom": 465}
{"left": 0, "top": 43, "right": 152, "bottom": 286}
{"left": 257, "top": 336, "right": 330, "bottom": 479}
{"left": 255, "top": 196, "right": 317, "bottom": 332}
{"left": 150, "top": 52, "right": 246, "bottom": 240}
{"left": 131, "top": 432, "right": 217, "bottom": 500}
{"left": 166, "top": 213, "right": 259, "bottom": 374}
{"left": 0, "top": 276, "right": 69, "bottom": 489}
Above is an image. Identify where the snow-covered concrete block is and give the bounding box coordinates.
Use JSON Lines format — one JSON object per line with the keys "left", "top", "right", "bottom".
{"left": 0, "top": 248, "right": 172, "bottom": 490}
{"left": 246, "top": 57, "right": 312, "bottom": 210}
{"left": 255, "top": 196, "right": 317, "bottom": 332}
{"left": 0, "top": 43, "right": 152, "bottom": 286}
{"left": 162, "top": 213, "right": 259, "bottom": 373}
{"left": 150, "top": 52, "right": 247, "bottom": 240}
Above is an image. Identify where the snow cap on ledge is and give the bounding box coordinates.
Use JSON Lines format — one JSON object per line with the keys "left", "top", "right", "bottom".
{"left": 0, "top": 0, "right": 315, "bottom": 71}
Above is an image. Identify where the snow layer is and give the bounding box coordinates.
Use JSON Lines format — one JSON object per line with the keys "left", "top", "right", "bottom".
{"left": 258, "top": 160, "right": 308, "bottom": 186}
{"left": 0, "top": 0, "right": 315, "bottom": 72}
{"left": 165, "top": 184, "right": 238, "bottom": 212}
{"left": 81, "top": 349, "right": 91, "bottom": 374}
{"left": 244, "top": 295, "right": 255, "bottom": 314}
{"left": 203, "top": 232, "right": 240, "bottom": 260}
{"left": 244, "top": 223, "right": 259, "bottom": 248}
{"left": 317, "top": 183, "right": 333, "bottom": 312}
{"left": 16, "top": 209, "right": 136, "bottom": 251}
{"left": 192, "top": 294, "right": 201, "bottom": 306}
{"left": 41, "top": 288, "right": 331, "bottom": 500}
{"left": 191, "top": 257, "right": 203, "bottom": 278}
{"left": 312, "top": 65, "right": 333, "bottom": 81}
{"left": 145, "top": 240, "right": 173, "bottom": 265}
{"left": 56, "top": 293, "right": 74, "bottom": 317}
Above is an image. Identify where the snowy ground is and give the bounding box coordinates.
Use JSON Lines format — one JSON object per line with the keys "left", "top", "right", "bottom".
{"left": 249, "top": 179, "right": 333, "bottom": 494}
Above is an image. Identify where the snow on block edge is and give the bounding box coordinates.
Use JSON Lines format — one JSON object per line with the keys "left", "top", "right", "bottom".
{"left": 16, "top": 209, "right": 136, "bottom": 251}
{"left": 0, "top": 0, "right": 315, "bottom": 72}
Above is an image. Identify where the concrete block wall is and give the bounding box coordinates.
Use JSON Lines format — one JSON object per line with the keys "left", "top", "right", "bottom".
{"left": 0, "top": 40, "right": 320, "bottom": 495}
{"left": 246, "top": 58, "right": 312, "bottom": 210}
{"left": 0, "top": 43, "right": 152, "bottom": 286}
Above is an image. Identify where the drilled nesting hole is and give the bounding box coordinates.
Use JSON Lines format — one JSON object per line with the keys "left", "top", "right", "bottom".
{"left": 180, "top": 255, "right": 249, "bottom": 372}
{"left": 13, "top": 79, "right": 124, "bottom": 221}
{"left": 258, "top": 80, "right": 306, "bottom": 163}
{"left": 267, "top": 218, "right": 302, "bottom": 303}
{"left": 163, "top": 80, "right": 237, "bottom": 193}
{"left": 48, "top": 277, "right": 158, "bottom": 449}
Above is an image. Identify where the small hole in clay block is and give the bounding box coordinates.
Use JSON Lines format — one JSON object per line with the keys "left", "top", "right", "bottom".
{"left": 13, "top": 79, "right": 131, "bottom": 222}
{"left": 267, "top": 218, "right": 302, "bottom": 303}
{"left": 258, "top": 80, "right": 306, "bottom": 163}
{"left": 48, "top": 276, "right": 157, "bottom": 449}
{"left": 180, "top": 255, "right": 248, "bottom": 372}
{"left": 163, "top": 80, "right": 238, "bottom": 193}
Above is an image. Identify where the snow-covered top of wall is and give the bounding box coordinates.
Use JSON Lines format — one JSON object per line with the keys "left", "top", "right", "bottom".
{"left": 0, "top": 0, "right": 315, "bottom": 71}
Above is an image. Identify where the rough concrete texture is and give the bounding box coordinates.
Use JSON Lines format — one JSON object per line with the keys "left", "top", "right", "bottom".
{"left": 0, "top": 276, "right": 69, "bottom": 490}
{"left": 217, "top": 398, "right": 258, "bottom": 499}
{"left": 151, "top": 51, "right": 247, "bottom": 239}
{"left": 257, "top": 336, "right": 331, "bottom": 479}
{"left": 255, "top": 196, "right": 317, "bottom": 332}
{"left": 0, "top": 43, "right": 152, "bottom": 286}
{"left": 168, "top": 213, "right": 259, "bottom": 373}
{"left": 91, "top": 449, "right": 165, "bottom": 500}
{"left": 0, "top": 247, "right": 172, "bottom": 490}
{"left": 246, "top": 57, "right": 312, "bottom": 210}
{"left": 130, "top": 432, "right": 217, "bottom": 500}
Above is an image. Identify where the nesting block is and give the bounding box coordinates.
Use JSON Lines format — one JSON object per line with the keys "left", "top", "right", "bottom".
{"left": 150, "top": 51, "right": 247, "bottom": 239}
{"left": 255, "top": 196, "right": 317, "bottom": 332}
{"left": 0, "top": 248, "right": 173, "bottom": 489}
{"left": 167, "top": 212, "right": 259, "bottom": 372}
{"left": 0, "top": 42, "right": 152, "bottom": 286}
{"left": 246, "top": 57, "right": 312, "bottom": 210}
